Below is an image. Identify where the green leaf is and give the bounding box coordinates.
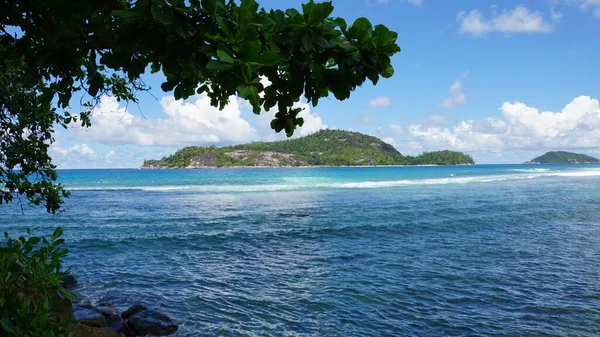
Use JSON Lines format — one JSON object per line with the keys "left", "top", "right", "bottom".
{"left": 51, "top": 227, "right": 63, "bottom": 242}
{"left": 201, "top": 0, "right": 222, "bottom": 17}
{"left": 382, "top": 64, "right": 394, "bottom": 78}
{"left": 237, "top": 84, "right": 260, "bottom": 113}
{"left": 206, "top": 61, "right": 234, "bottom": 71}
{"left": 0, "top": 318, "right": 16, "bottom": 334}
{"left": 151, "top": 5, "right": 174, "bottom": 25}
{"left": 216, "top": 17, "right": 234, "bottom": 38}
{"left": 306, "top": 1, "right": 334, "bottom": 26}
{"left": 111, "top": 10, "right": 143, "bottom": 23}
{"left": 255, "top": 51, "right": 280, "bottom": 66}
{"left": 331, "top": 17, "right": 347, "bottom": 32}
{"left": 372, "top": 24, "right": 391, "bottom": 49}
{"left": 240, "top": 41, "right": 260, "bottom": 60}
{"left": 216, "top": 48, "right": 235, "bottom": 63}
{"left": 239, "top": 0, "right": 259, "bottom": 25}
{"left": 348, "top": 17, "right": 373, "bottom": 42}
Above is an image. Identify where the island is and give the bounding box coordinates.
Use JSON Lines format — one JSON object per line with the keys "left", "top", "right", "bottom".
{"left": 525, "top": 151, "right": 600, "bottom": 164}
{"left": 142, "top": 130, "right": 474, "bottom": 168}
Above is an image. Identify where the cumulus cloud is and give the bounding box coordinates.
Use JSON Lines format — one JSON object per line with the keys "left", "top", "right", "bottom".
{"left": 369, "top": 96, "right": 392, "bottom": 108}
{"left": 438, "top": 73, "right": 468, "bottom": 108}
{"left": 401, "top": 95, "right": 600, "bottom": 155}
{"left": 457, "top": 6, "right": 554, "bottom": 35}
{"left": 51, "top": 144, "right": 95, "bottom": 158}
{"left": 79, "top": 95, "right": 257, "bottom": 146}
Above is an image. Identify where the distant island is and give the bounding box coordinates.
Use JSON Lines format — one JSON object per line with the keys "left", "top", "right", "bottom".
{"left": 526, "top": 151, "right": 600, "bottom": 164}
{"left": 142, "top": 130, "right": 474, "bottom": 168}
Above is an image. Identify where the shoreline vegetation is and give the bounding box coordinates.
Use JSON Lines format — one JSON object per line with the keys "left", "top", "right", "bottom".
{"left": 142, "top": 130, "right": 475, "bottom": 168}
{"left": 525, "top": 151, "right": 600, "bottom": 164}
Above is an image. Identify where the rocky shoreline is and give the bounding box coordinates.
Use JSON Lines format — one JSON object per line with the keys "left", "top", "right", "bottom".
{"left": 58, "top": 275, "right": 178, "bottom": 337}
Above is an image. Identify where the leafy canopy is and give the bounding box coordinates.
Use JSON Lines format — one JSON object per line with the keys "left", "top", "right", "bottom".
{"left": 0, "top": 0, "right": 400, "bottom": 213}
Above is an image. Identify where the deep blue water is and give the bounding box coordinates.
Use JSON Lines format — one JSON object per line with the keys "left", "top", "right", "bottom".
{"left": 3, "top": 165, "right": 600, "bottom": 336}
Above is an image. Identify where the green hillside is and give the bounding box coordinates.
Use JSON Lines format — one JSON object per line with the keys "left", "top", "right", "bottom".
{"left": 527, "top": 151, "right": 599, "bottom": 164}
{"left": 142, "top": 130, "right": 474, "bottom": 168}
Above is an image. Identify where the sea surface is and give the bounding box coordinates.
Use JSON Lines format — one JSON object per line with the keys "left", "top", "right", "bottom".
{"left": 3, "top": 164, "right": 600, "bottom": 336}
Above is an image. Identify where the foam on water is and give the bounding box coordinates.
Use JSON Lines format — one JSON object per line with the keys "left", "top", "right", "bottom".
{"left": 66, "top": 167, "right": 600, "bottom": 193}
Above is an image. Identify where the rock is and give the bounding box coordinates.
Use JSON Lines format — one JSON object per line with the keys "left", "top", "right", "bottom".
{"left": 71, "top": 324, "right": 125, "bottom": 337}
{"left": 51, "top": 296, "right": 73, "bottom": 319}
{"left": 128, "top": 310, "right": 178, "bottom": 336}
{"left": 106, "top": 314, "right": 132, "bottom": 335}
{"left": 98, "top": 306, "right": 121, "bottom": 317}
{"left": 122, "top": 304, "right": 147, "bottom": 320}
{"left": 61, "top": 274, "right": 78, "bottom": 289}
{"left": 188, "top": 153, "right": 218, "bottom": 167}
{"left": 73, "top": 304, "right": 107, "bottom": 327}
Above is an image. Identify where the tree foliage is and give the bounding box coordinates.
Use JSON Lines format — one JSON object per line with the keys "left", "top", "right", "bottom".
{"left": 0, "top": 0, "right": 400, "bottom": 213}
{"left": 408, "top": 150, "right": 474, "bottom": 166}
{"left": 0, "top": 228, "right": 75, "bottom": 337}
{"left": 528, "top": 151, "right": 599, "bottom": 164}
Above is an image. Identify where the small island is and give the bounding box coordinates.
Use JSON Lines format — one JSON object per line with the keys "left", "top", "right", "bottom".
{"left": 525, "top": 151, "right": 600, "bottom": 164}
{"left": 142, "top": 130, "right": 474, "bottom": 168}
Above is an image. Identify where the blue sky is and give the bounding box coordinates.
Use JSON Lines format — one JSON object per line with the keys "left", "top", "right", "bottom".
{"left": 51, "top": 0, "right": 600, "bottom": 167}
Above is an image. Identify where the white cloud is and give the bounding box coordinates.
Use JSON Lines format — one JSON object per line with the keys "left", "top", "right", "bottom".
{"left": 105, "top": 150, "right": 116, "bottom": 162}
{"left": 52, "top": 144, "right": 95, "bottom": 158}
{"left": 438, "top": 73, "right": 468, "bottom": 108}
{"left": 389, "top": 124, "right": 404, "bottom": 135}
{"left": 400, "top": 95, "right": 600, "bottom": 156}
{"left": 295, "top": 103, "right": 327, "bottom": 136}
{"left": 457, "top": 6, "right": 553, "bottom": 35}
{"left": 79, "top": 94, "right": 328, "bottom": 147}
{"left": 80, "top": 95, "right": 257, "bottom": 146}
{"left": 430, "top": 114, "right": 449, "bottom": 125}
{"left": 369, "top": 96, "right": 392, "bottom": 108}
{"left": 566, "top": 0, "right": 600, "bottom": 18}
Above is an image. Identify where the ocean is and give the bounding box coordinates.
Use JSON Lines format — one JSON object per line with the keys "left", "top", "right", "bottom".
{"left": 3, "top": 164, "right": 600, "bottom": 336}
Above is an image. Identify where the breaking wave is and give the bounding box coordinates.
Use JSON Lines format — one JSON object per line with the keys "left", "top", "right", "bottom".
{"left": 66, "top": 168, "right": 600, "bottom": 193}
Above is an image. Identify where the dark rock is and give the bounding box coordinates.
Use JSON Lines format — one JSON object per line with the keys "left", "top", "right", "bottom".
{"left": 107, "top": 314, "right": 132, "bottom": 335}
{"left": 61, "top": 274, "right": 78, "bottom": 289}
{"left": 71, "top": 324, "right": 124, "bottom": 337}
{"left": 51, "top": 296, "right": 73, "bottom": 319}
{"left": 128, "top": 310, "right": 178, "bottom": 336}
{"left": 98, "top": 306, "right": 121, "bottom": 317}
{"left": 73, "top": 304, "right": 107, "bottom": 327}
{"left": 122, "top": 304, "right": 147, "bottom": 320}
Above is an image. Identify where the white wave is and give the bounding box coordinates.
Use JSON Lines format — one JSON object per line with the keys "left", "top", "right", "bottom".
{"left": 336, "top": 174, "right": 535, "bottom": 189}
{"left": 510, "top": 168, "right": 552, "bottom": 173}
{"left": 546, "top": 170, "right": 600, "bottom": 177}
{"left": 66, "top": 168, "right": 600, "bottom": 193}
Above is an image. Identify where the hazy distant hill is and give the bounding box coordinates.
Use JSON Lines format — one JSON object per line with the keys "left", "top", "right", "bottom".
{"left": 526, "top": 151, "right": 599, "bottom": 164}
{"left": 142, "top": 130, "right": 474, "bottom": 168}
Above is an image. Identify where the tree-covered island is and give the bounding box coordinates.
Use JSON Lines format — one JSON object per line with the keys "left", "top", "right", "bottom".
{"left": 142, "top": 129, "right": 475, "bottom": 167}
{"left": 526, "top": 151, "right": 600, "bottom": 164}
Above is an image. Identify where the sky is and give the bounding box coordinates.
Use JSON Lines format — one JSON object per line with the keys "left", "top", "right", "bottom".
{"left": 50, "top": 0, "right": 600, "bottom": 167}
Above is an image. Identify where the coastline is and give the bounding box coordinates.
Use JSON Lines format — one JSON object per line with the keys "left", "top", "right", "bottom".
{"left": 140, "top": 163, "right": 474, "bottom": 169}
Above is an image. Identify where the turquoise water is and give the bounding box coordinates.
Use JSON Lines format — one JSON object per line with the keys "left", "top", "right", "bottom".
{"left": 3, "top": 165, "right": 600, "bottom": 336}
